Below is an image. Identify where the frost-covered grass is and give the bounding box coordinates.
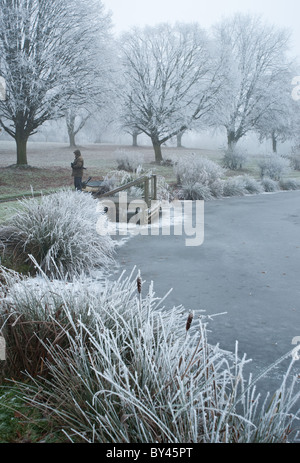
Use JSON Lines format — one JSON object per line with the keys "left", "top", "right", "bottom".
{"left": 173, "top": 155, "right": 265, "bottom": 200}
{"left": 0, "top": 267, "right": 299, "bottom": 443}
{"left": 0, "top": 201, "right": 24, "bottom": 224}
{"left": 242, "top": 175, "right": 264, "bottom": 194}
{"left": 0, "top": 265, "right": 109, "bottom": 380}
{"left": 0, "top": 384, "right": 51, "bottom": 443}
{"left": 0, "top": 165, "right": 74, "bottom": 202}
{"left": 0, "top": 189, "right": 115, "bottom": 278}
{"left": 279, "top": 178, "right": 300, "bottom": 191}
{"left": 179, "top": 182, "right": 216, "bottom": 201}
{"left": 222, "top": 176, "right": 247, "bottom": 197}
{"left": 222, "top": 175, "right": 263, "bottom": 197}
{"left": 172, "top": 153, "right": 300, "bottom": 201}
{"left": 261, "top": 177, "right": 280, "bottom": 193}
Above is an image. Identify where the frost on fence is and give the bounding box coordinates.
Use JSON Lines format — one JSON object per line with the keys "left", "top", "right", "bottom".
{"left": 0, "top": 77, "right": 6, "bottom": 101}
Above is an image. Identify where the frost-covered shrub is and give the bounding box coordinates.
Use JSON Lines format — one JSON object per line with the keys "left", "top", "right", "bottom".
{"left": 101, "top": 170, "right": 144, "bottom": 198}
{"left": 155, "top": 175, "right": 175, "bottom": 201}
{"left": 3, "top": 269, "right": 299, "bottom": 443}
{"left": 222, "top": 176, "right": 247, "bottom": 197}
{"left": 103, "top": 170, "right": 132, "bottom": 187}
{"left": 222, "top": 147, "right": 248, "bottom": 170}
{"left": 289, "top": 148, "right": 300, "bottom": 171}
{"left": 114, "top": 149, "right": 144, "bottom": 173}
{"left": 94, "top": 174, "right": 116, "bottom": 195}
{"left": 0, "top": 266, "right": 117, "bottom": 379}
{"left": 178, "top": 182, "right": 214, "bottom": 201}
{"left": 279, "top": 178, "right": 300, "bottom": 190}
{"left": 222, "top": 175, "right": 262, "bottom": 196}
{"left": 290, "top": 156, "right": 300, "bottom": 171}
{"left": 261, "top": 177, "right": 280, "bottom": 192}
{"left": 242, "top": 175, "right": 263, "bottom": 194}
{"left": 0, "top": 190, "right": 115, "bottom": 278}
{"left": 258, "top": 154, "right": 291, "bottom": 180}
{"left": 0, "top": 267, "right": 93, "bottom": 380}
{"left": 103, "top": 170, "right": 173, "bottom": 201}
{"left": 175, "top": 154, "right": 224, "bottom": 185}
{"left": 174, "top": 154, "right": 224, "bottom": 200}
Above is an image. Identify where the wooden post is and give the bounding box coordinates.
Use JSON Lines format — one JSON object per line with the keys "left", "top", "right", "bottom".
{"left": 144, "top": 178, "right": 149, "bottom": 207}
{"left": 151, "top": 174, "right": 157, "bottom": 201}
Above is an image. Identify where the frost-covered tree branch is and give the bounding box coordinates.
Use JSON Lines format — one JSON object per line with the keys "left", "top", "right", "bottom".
{"left": 120, "top": 23, "right": 223, "bottom": 163}
{"left": 210, "top": 13, "right": 291, "bottom": 150}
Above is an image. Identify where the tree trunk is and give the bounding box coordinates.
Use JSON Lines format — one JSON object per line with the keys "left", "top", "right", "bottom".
{"left": 227, "top": 130, "right": 237, "bottom": 151}
{"left": 272, "top": 132, "right": 277, "bottom": 153}
{"left": 177, "top": 131, "right": 183, "bottom": 147}
{"left": 15, "top": 133, "right": 28, "bottom": 165}
{"left": 132, "top": 132, "right": 138, "bottom": 147}
{"left": 68, "top": 129, "right": 77, "bottom": 148}
{"left": 151, "top": 137, "right": 163, "bottom": 163}
{"left": 66, "top": 114, "right": 77, "bottom": 148}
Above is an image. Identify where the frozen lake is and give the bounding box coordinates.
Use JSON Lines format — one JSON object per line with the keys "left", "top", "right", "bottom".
{"left": 112, "top": 190, "right": 300, "bottom": 413}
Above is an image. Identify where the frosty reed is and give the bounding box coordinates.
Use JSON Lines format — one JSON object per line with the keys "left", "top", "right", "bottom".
{"left": 96, "top": 192, "right": 204, "bottom": 247}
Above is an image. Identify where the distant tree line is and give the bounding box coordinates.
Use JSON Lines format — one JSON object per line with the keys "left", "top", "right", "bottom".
{"left": 0, "top": 0, "right": 299, "bottom": 165}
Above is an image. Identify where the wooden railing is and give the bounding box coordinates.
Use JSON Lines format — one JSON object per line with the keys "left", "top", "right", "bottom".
{"left": 95, "top": 174, "right": 157, "bottom": 207}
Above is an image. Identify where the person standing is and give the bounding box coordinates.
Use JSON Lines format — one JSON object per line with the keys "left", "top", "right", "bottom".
{"left": 71, "top": 149, "right": 84, "bottom": 191}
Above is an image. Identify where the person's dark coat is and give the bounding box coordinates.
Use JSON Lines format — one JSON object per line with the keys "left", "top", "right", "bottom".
{"left": 71, "top": 150, "right": 84, "bottom": 178}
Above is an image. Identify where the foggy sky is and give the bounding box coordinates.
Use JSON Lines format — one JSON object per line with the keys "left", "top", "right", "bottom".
{"left": 104, "top": 0, "right": 300, "bottom": 61}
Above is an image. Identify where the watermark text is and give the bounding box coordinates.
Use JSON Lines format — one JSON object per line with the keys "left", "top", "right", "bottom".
{"left": 0, "top": 335, "right": 6, "bottom": 361}
{"left": 0, "top": 77, "right": 6, "bottom": 101}
{"left": 291, "top": 76, "right": 300, "bottom": 101}
{"left": 96, "top": 194, "right": 204, "bottom": 247}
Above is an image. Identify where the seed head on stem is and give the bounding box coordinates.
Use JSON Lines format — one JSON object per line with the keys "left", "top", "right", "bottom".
{"left": 186, "top": 312, "right": 194, "bottom": 333}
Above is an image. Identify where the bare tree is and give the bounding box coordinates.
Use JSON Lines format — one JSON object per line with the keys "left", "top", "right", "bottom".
{"left": 0, "top": 0, "right": 112, "bottom": 165}
{"left": 254, "top": 68, "right": 300, "bottom": 153}
{"left": 210, "top": 13, "right": 291, "bottom": 150}
{"left": 120, "top": 23, "right": 223, "bottom": 163}
{"left": 64, "top": 15, "right": 118, "bottom": 148}
{"left": 65, "top": 108, "right": 91, "bottom": 148}
{"left": 127, "top": 128, "right": 143, "bottom": 147}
